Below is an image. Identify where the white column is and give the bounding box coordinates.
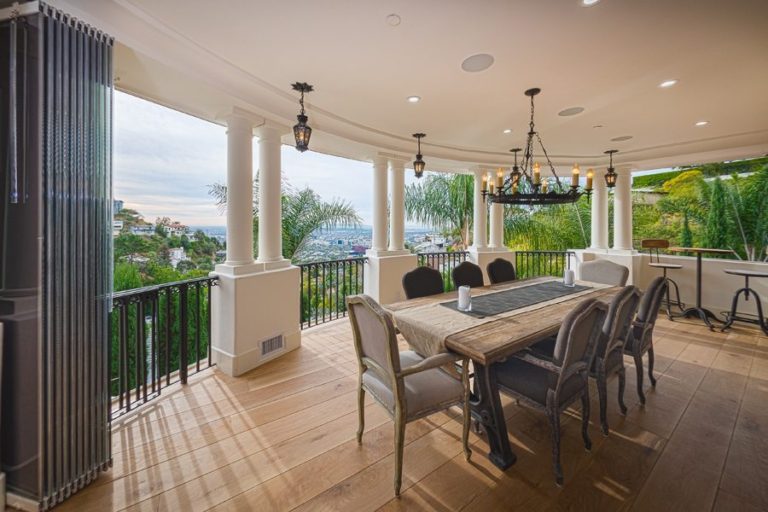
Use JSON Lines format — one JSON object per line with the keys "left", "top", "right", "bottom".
{"left": 590, "top": 170, "right": 609, "bottom": 249}
{"left": 371, "top": 155, "right": 389, "bottom": 253}
{"left": 489, "top": 202, "right": 504, "bottom": 249}
{"left": 388, "top": 159, "right": 406, "bottom": 252}
{"left": 471, "top": 169, "right": 487, "bottom": 250}
{"left": 223, "top": 114, "right": 255, "bottom": 267}
{"left": 255, "top": 122, "right": 290, "bottom": 265}
{"left": 613, "top": 168, "right": 633, "bottom": 251}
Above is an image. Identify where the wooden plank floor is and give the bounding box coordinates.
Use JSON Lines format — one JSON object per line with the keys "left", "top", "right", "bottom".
{"left": 54, "top": 315, "right": 768, "bottom": 511}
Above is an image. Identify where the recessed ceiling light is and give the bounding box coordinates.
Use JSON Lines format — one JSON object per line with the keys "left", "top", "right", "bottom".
{"left": 611, "top": 135, "right": 633, "bottom": 142}
{"left": 461, "top": 54, "right": 495, "bottom": 73}
{"left": 695, "top": 120, "right": 709, "bottom": 126}
{"left": 386, "top": 14, "right": 401, "bottom": 26}
{"left": 503, "top": 129, "right": 512, "bottom": 134}
{"left": 659, "top": 79, "right": 678, "bottom": 88}
{"left": 558, "top": 106, "right": 585, "bottom": 117}
{"left": 407, "top": 96, "right": 421, "bottom": 103}
{"left": 581, "top": 0, "right": 600, "bottom": 6}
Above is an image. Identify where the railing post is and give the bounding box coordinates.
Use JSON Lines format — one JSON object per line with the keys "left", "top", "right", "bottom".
{"left": 179, "top": 284, "right": 188, "bottom": 385}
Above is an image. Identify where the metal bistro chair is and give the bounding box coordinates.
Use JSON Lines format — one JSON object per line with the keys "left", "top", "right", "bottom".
{"left": 346, "top": 295, "right": 471, "bottom": 497}
{"left": 487, "top": 258, "right": 517, "bottom": 284}
{"left": 402, "top": 266, "right": 444, "bottom": 299}
{"left": 580, "top": 259, "right": 629, "bottom": 287}
{"left": 641, "top": 239, "right": 684, "bottom": 318}
{"left": 496, "top": 298, "right": 608, "bottom": 485}
{"left": 721, "top": 268, "right": 768, "bottom": 336}
{"left": 625, "top": 276, "right": 668, "bottom": 404}
{"left": 452, "top": 261, "right": 484, "bottom": 288}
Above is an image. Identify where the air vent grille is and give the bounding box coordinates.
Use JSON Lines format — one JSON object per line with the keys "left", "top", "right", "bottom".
{"left": 261, "top": 335, "right": 284, "bottom": 356}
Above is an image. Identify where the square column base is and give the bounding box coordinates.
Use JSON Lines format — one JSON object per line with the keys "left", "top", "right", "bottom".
{"left": 469, "top": 247, "right": 514, "bottom": 285}
{"left": 364, "top": 251, "right": 418, "bottom": 305}
{"left": 210, "top": 265, "right": 301, "bottom": 376}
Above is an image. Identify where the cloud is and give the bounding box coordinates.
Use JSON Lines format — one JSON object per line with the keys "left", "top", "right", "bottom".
{"left": 115, "top": 91, "right": 426, "bottom": 228}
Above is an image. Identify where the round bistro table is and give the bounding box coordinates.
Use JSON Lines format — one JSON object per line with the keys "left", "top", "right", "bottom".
{"left": 667, "top": 247, "right": 735, "bottom": 330}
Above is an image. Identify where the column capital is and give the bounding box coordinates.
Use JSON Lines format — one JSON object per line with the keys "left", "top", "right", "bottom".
{"left": 377, "top": 151, "right": 410, "bottom": 164}
{"left": 255, "top": 119, "right": 292, "bottom": 139}
{"left": 218, "top": 107, "right": 264, "bottom": 130}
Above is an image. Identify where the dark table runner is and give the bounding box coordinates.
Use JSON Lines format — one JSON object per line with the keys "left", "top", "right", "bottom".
{"left": 442, "top": 281, "right": 590, "bottom": 318}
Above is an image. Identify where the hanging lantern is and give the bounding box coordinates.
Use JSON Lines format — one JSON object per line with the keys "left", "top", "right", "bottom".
{"left": 412, "top": 133, "right": 426, "bottom": 178}
{"left": 604, "top": 149, "right": 618, "bottom": 188}
{"left": 291, "top": 82, "right": 314, "bottom": 152}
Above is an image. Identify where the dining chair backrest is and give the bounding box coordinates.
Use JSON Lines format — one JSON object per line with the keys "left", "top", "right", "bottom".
{"left": 552, "top": 298, "right": 608, "bottom": 371}
{"left": 487, "top": 258, "right": 516, "bottom": 284}
{"left": 346, "top": 295, "right": 401, "bottom": 378}
{"left": 580, "top": 259, "right": 629, "bottom": 286}
{"left": 599, "top": 286, "right": 641, "bottom": 358}
{"left": 634, "top": 277, "right": 668, "bottom": 344}
{"left": 402, "top": 266, "right": 444, "bottom": 299}
{"left": 452, "top": 261, "right": 484, "bottom": 288}
{"left": 641, "top": 239, "right": 670, "bottom": 264}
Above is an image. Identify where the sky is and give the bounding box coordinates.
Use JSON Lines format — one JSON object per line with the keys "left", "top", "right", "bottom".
{"left": 114, "top": 91, "right": 422, "bottom": 227}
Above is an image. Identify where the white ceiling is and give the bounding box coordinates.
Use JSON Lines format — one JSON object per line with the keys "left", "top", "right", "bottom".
{"left": 60, "top": 0, "right": 768, "bottom": 171}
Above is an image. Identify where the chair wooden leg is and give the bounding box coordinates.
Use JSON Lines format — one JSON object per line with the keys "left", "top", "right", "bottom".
{"left": 634, "top": 353, "right": 646, "bottom": 405}
{"left": 618, "top": 367, "right": 628, "bottom": 415}
{"left": 648, "top": 346, "right": 657, "bottom": 387}
{"left": 581, "top": 390, "right": 592, "bottom": 451}
{"left": 461, "top": 359, "right": 472, "bottom": 461}
{"left": 356, "top": 386, "right": 365, "bottom": 444}
{"left": 547, "top": 407, "right": 564, "bottom": 486}
{"left": 393, "top": 410, "right": 406, "bottom": 497}
{"left": 596, "top": 367, "right": 609, "bottom": 436}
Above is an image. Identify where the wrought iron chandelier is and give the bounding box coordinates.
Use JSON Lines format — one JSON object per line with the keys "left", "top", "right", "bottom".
{"left": 483, "top": 88, "right": 592, "bottom": 205}
{"left": 412, "top": 133, "right": 426, "bottom": 178}
{"left": 291, "top": 82, "right": 313, "bottom": 152}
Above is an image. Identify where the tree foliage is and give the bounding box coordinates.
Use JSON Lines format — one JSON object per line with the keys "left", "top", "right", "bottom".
{"left": 405, "top": 173, "right": 474, "bottom": 248}
{"left": 209, "top": 177, "right": 361, "bottom": 262}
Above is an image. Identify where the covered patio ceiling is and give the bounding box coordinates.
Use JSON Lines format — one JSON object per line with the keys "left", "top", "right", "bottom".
{"left": 61, "top": 0, "right": 768, "bottom": 172}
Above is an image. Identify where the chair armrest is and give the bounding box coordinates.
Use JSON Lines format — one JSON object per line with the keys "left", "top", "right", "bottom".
{"left": 398, "top": 352, "right": 462, "bottom": 377}
{"left": 516, "top": 352, "right": 561, "bottom": 373}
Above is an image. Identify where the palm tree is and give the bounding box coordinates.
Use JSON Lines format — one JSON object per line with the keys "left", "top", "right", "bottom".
{"left": 404, "top": 173, "right": 474, "bottom": 248}
{"left": 209, "top": 178, "right": 361, "bottom": 262}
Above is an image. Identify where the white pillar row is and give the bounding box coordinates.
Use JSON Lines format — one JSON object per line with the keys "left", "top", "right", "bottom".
{"left": 255, "top": 122, "right": 291, "bottom": 267}
{"left": 612, "top": 168, "right": 634, "bottom": 251}
{"left": 223, "top": 113, "right": 256, "bottom": 267}
{"left": 471, "top": 168, "right": 488, "bottom": 250}
{"left": 388, "top": 158, "right": 406, "bottom": 252}
{"left": 590, "top": 169, "right": 609, "bottom": 250}
{"left": 371, "top": 155, "right": 389, "bottom": 253}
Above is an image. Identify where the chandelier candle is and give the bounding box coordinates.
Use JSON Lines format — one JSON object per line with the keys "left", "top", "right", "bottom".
{"left": 586, "top": 168, "right": 594, "bottom": 190}
{"left": 571, "top": 164, "right": 580, "bottom": 188}
{"left": 542, "top": 180, "right": 548, "bottom": 193}
{"left": 482, "top": 173, "right": 488, "bottom": 192}
{"left": 496, "top": 168, "right": 504, "bottom": 188}
{"left": 533, "top": 162, "right": 541, "bottom": 185}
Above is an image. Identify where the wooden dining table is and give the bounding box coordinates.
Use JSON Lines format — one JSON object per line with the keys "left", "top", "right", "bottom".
{"left": 667, "top": 247, "right": 734, "bottom": 330}
{"left": 386, "top": 276, "right": 622, "bottom": 470}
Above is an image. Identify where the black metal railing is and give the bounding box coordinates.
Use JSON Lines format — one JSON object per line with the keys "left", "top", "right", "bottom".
{"left": 417, "top": 251, "right": 470, "bottom": 292}
{"left": 515, "top": 250, "right": 575, "bottom": 279}
{"left": 109, "top": 276, "right": 218, "bottom": 420}
{"left": 300, "top": 257, "right": 366, "bottom": 329}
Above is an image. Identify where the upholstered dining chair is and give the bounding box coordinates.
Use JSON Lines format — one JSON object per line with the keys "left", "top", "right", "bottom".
{"left": 580, "top": 259, "right": 629, "bottom": 286}
{"left": 495, "top": 298, "right": 608, "bottom": 485}
{"left": 452, "top": 261, "right": 484, "bottom": 288}
{"left": 402, "top": 266, "right": 444, "bottom": 299}
{"left": 625, "top": 276, "right": 668, "bottom": 404}
{"left": 486, "top": 258, "right": 517, "bottom": 284}
{"left": 527, "top": 286, "right": 641, "bottom": 435}
{"left": 346, "top": 294, "right": 471, "bottom": 497}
